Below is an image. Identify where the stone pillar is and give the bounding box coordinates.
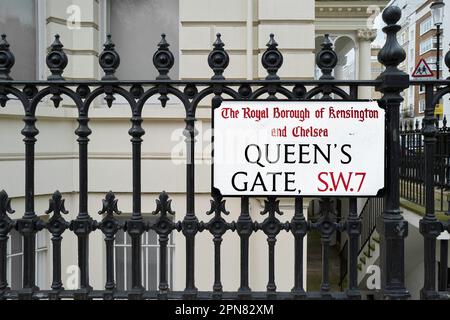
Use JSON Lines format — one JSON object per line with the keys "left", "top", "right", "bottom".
{"left": 357, "top": 28, "right": 377, "bottom": 98}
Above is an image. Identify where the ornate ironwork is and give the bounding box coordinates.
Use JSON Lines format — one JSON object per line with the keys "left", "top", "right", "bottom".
{"left": 255, "top": 197, "right": 289, "bottom": 294}
{"left": 99, "top": 35, "right": 120, "bottom": 81}
{"left": 45, "top": 191, "right": 69, "bottom": 297}
{"left": 201, "top": 189, "right": 234, "bottom": 297}
{"left": 316, "top": 34, "right": 337, "bottom": 80}
{"left": 98, "top": 191, "right": 122, "bottom": 297}
{"left": 0, "top": 5, "right": 449, "bottom": 300}
{"left": 46, "top": 35, "right": 68, "bottom": 81}
{"left": 0, "top": 34, "right": 15, "bottom": 80}
{"left": 150, "top": 191, "right": 180, "bottom": 298}
{"left": 208, "top": 33, "right": 229, "bottom": 80}
{"left": 262, "top": 34, "right": 283, "bottom": 80}
{"left": 0, "top": 190, "right": 14, "bottom": 294}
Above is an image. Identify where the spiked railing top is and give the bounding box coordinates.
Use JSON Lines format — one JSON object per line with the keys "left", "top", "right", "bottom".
{"left": 152, "top": 191, "right": 175, "bottom": 217}
{"left": 206, "top": 189, "right": 229, "bottom": 216}
{"left": 0, "top": 190, "right": 14, "bottom": 217}
{"left": 316, "top": 34, "right": 337, "bottom": 80}
{"left": 208, "top": 33, "right": 229, "bottom": 80}
{"left": 377, "top": 6, "right": 406, "bottom": 71}
{"left": 46, "top": 35, "right": 68, "bottom": 81}
{"left": 153, "top": 34, "right": 175, "bottom": 80}
{"left": 0, "top": 34, "right": 15, "bottom": 80}
{"left": 98, "top": 191, "right": 122, "bottom": 216}
{"left": 45, "top": 190, "right": 69, "bottom": 216}
{"left": 260, "top": 196, "right": 283, "bottom": 216}
{"left": 99, "top": 34, "right": 120, "bottom": 81}
{"left": 261, "top": 34, "right": 283, "bottom": 80}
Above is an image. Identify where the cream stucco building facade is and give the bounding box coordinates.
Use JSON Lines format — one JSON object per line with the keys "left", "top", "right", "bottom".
{"left": 0, "top": 0, "right": 386, "bottom": 292}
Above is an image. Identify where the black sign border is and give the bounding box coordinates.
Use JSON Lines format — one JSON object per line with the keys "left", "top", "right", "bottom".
{"left": 211, "top": 99, "right": 386, "bottom": 198}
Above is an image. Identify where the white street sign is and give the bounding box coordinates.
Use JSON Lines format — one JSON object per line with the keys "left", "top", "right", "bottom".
{"left": 213, "top": 100, "right": 385, "bottom": 196}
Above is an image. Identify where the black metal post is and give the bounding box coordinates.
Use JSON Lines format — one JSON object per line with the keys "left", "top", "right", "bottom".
{"left": 45, "top": 191, "right": 69, "bottom": 299}
{"left": 236, "top": 196, "right": 252, "bottom": 299}
{"left": 71, "top": 109, "right": 94, "bottom": 300}
{"left": 291, "top": 197, "right": 308, "bottom": 298}
{"left": 436, "top": 24, "right": 441, "bottom": 80}
{"left": 182, "top": 108, "right": 199, "bottom": 299}
{"left": 439, "top": 240, "right": 448, "bottom": 291}
{"left": 375, "top": 6, "right": 410, "bottom": 299}
{"left": 347, "top": 197, "right": 361, "bottom": 299}
{"left": 419, "top": 84, "right": 442, "bottom": 300}
{"left": 127, "top": 107, "right": 146, "bottom": 299}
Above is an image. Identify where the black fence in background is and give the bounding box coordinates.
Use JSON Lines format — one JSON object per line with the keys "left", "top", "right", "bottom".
{"left": 339, "top": 197, "right": 383, "bottom": 290}
{"left": 400, "top": 117, "right": 449, "bottom": 212}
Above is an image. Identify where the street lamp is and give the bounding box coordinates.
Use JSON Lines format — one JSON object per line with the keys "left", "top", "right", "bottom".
{"left": 430, "top": 0, "right": 445, "bottom": 79}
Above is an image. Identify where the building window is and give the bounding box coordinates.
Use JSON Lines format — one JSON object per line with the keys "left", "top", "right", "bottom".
{"left": 420, "top": 16, "right": 433, "bottom": 35}
{"left": 425, "top": 57, "right": 442, "bottom": 71}
{"left": 419, "top": 37, "right": 433, "bottom": 55}
{"left": 114, "top": 217, "right": 174, "bottom": 290}
{"left": 107, "top": 0, "right": 179, "bottom": 80}
{"left": 0, "top": 0, "right": 38, "bottom": 80}
{"left": 419, "top": 84, "right": 425, "bottom": 94}
{"left": 6, "top": 229, "right": 47, "bottom": 290}
{"left": 419, "top": 99, "right": 426, "bottom": 113}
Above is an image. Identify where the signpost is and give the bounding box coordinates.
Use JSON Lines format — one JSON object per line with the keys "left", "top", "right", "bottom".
{"left": 213, "top": 100, "right": 385, "bottom": 196}
{"left": 412, "top": 58, "right": 434, "bottom": 78}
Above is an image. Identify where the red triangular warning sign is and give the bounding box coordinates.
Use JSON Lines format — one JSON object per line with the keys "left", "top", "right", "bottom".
{"left": 412, "top": 58, "right": 434, "bottom": 77}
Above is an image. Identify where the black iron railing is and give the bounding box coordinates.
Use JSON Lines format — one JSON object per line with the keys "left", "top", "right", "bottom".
{"left": 338, "top": 197, "right": 384, "bottom": 290}
{"left": 0, "top": 6, "right": 449, "bottom": 300}
{"left": 399, "top": 117, "right": 449, "bottom": 212}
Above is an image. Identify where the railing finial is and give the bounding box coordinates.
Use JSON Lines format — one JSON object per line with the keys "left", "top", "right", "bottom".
{"left": 0, "top": 34, "right": 15, "bottom": 81}
{"left": 0, "top": 190, "right": 14, "bottom": 216}
{"left": 262, "top": 34, "right": 283, "bottom": 80}
{"left": 99, "top": 34, "right": 120, "bottom": 80}
{"left": 46, "top": 34, "right": 68, "bottom": 81}
{"left": 377, "top": 6, "right": 406, "bottom": 72}
{"left": 153, "top": 33, "right": 175, "bottom": 80}
{"left": 98, "top": 191, "right": 122, "bottom": 216}
{"left": 45, "top": 190, "right": 68, "bottom": 216}
{"left": 208, "top": 33, "right": 229, "bottom": 80}
{"left": 316, "top": 34, "right": 337, "bottom": 80}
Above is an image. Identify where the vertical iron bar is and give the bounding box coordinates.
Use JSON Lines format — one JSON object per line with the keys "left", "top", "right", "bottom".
{"left": 105, "top": 237, "right": 115, "bottom": 290}
{"left": 439, "top": 240, "right": 448, "bottom": 291}
{"left": 182, "top": 109, "right": 199, "bottom": 299}
{"left": 159, "top": 234, "right": 169, "bottom": 293}
{"left": 267, "top": 236, "right": 276, "bottom": 292}
{"left": 72, "top": 110, "right": 94, "bottom": 300}
{"left": 127, "top": 109, "right": 146, "bottom": 299}
{"left": 291, "top": 196, "right": 307, "bottom": 298}
{"left": 347, "top": 197, "right": 361, "bottom": 298}
{"left": 0, "top": 235, "right": 7, "bottom": 293}
{"left": 51, "top": 236, "right": 62, "bottom": 291}
{"left": 17, "top": 109, "right": 41, "bottom": 299}
{"left": 213, "top": 236, "right": 222, "bottom": 293}
{"left": 237, "top": 196, "right": 252, "bottom": 298}
{"left": 419, "top": 84, "right": 442, "bottom": 300}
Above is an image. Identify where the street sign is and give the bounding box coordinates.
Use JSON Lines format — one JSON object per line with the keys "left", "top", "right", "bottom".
{"left": 435, "top": 103, "right": 443, "bottom": 116}
{"left": 412, "top": 58, "right": 434, "bottom": 77}
{"left": 213, "top": 100, "right": 385, "bottom": 196}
